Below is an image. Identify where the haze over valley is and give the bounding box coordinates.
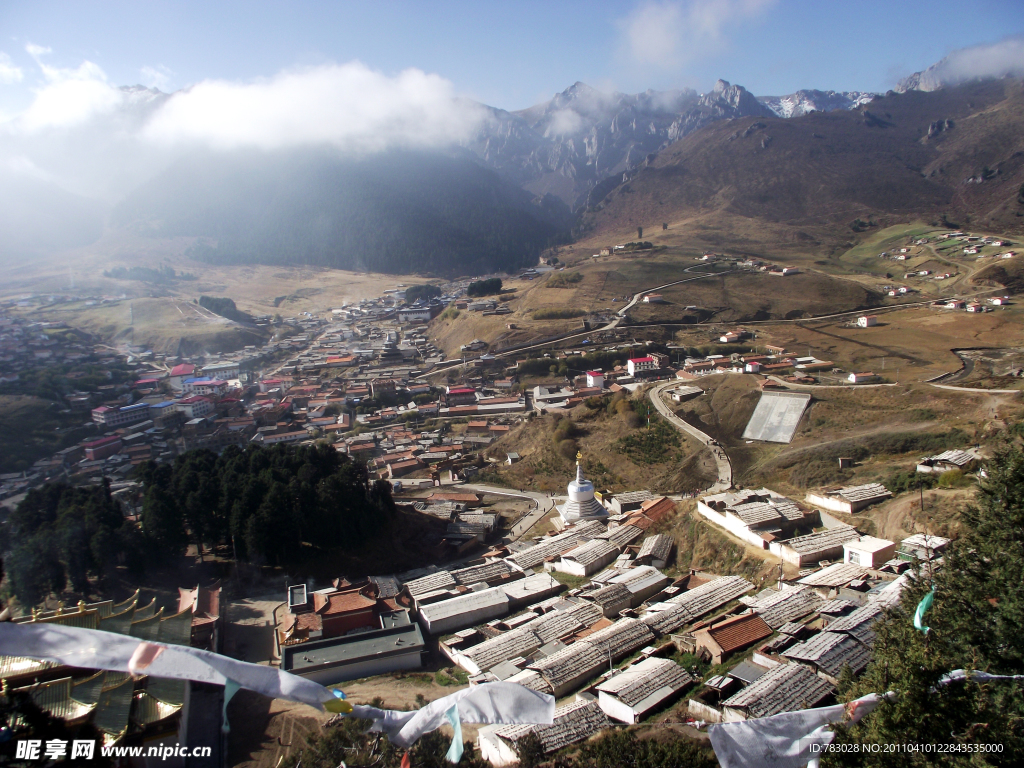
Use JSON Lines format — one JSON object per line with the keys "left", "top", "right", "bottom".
{"left": 3, "top": 5, "right": 1024, "bottom": 768}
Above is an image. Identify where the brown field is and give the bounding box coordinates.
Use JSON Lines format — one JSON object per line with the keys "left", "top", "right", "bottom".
{"left": 477, "top": 397, "right": 717, "bottom": 496}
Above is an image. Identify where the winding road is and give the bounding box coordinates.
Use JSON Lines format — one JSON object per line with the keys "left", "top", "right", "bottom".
{"left": 647, "top": 380, "right": 732, "bottom": 494}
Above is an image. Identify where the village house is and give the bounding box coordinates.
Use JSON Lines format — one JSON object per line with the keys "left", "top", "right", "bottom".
{"left": 916, "top": 449, "right": 976, "bottom": 474}
{"left": 843, "top": 537, "right": 896, "bottom": 568}
{"left": 689, "top": 612, "right": 773, "bottom": 665}
{"left": 770, "top": 526, "right": 861, "bottom": 567}
{"left": 595, "top": 657, "right": 694, "bottom": 723}
{"left": 805, "top": 483, "right": 891, "bottom": 514}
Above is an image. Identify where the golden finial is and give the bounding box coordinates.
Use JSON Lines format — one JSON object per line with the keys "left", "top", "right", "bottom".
{"left": 78, "top": 600, "right": 86, "bottom": 612}
{"left": 576, "top": 450, "right": 582, "bottom": 463}
{"left": 56, "top": 602, "right": 64, "bottom": 615}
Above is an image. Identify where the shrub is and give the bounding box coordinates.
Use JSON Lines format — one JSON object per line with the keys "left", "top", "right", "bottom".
{"left": 557, "top": 438, "right": 579, "bottom": 459}
{"left": 546, "top": 271, "right": 583, "bottom": 288}
{"left": 532, "top": 308, "right": 586, "bottom": 320}
{"left": 938, "top": 469, "right": 972, "bottom": 488}
{"left": 466, "top": 278, "right": 502, "bottom": 297}
{"left": 884, "top": 470, "right": 938, "bottom": 495}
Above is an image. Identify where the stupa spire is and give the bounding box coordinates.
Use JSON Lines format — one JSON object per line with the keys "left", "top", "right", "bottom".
{"left": 576, "top": 451, "right": 584, "bottom": 483}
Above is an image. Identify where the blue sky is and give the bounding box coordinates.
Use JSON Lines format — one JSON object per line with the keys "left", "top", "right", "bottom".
{"left": 1, "top": 0, "right": 1022, "bottom": 114}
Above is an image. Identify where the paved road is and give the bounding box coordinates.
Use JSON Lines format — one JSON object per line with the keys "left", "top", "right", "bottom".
{"left": 456, "top": 483, "right": 556, "bottom": 541}
{"left": 648, "top": 380, "right": 732, "bottom": 493}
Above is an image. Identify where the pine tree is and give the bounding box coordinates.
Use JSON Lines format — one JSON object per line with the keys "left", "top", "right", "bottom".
{"left": 826, "top": 448, "right": 1024, "bottom": 765}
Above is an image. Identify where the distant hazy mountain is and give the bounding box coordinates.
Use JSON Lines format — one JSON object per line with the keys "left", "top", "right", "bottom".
{"left": 112, "top": 149, "right": 572, "bottom": 277}
{"left": 758, "top": 89, "right": 875, "bottom": 118}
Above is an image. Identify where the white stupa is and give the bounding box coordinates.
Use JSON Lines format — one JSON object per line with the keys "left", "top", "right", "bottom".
{"left": 557, "top": 452, "right": 608, "bottom": 524}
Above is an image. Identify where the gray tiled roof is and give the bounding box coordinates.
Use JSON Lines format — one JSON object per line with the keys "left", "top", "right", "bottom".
{"left": 524, "top": 610, "right": 587, "bottom": 644}
{"left": 597, "top": 525, "right": 645, "bottom": 548}
{"left": 783, "top": 631, "right": 873, "bottom": 678}
{"left": 369, "top": 575, "right": 402, "bottom": 599}
{"left": 529, "top": 642, "right": 606, "bottom": 690}
{"left": 583, "top": 618, "right": 655, "bottom": 660}
{"left": 797, "top": 562, "right": 867, "bottom": 587}
{"left": 638, "top": 534, "right": 674, "bottom": 562}
{"left": 564, "top": 539, "right": 619, "bottom": 567}
{"left": 496, "top": 700, "right": 608, "bottom": 754}
{"left": 817, "top": 599, "right": 856, "bottom": 615}
{"left": 826, "top": 604, "right": 882, "bottom": 646}
{"left": 596, "top": 658, "right": 694, "bottom": 707}
{"left": 781, "top": 526, "right": 860, "bottom": 555}
{"left": 641, "top": 604, "right": 690, "bottom": 636}
{"left": 722, "top": 662, "right": 835, "bottom": 718}
{"left": 667, "top": 575, "right": 755, "bottom": 620}
{"left": 463, "top": 628, "right": 542, "bottom": 671}
{"left": 403, "top": 570, "right": 457, "bottom": 596}
{"left": 587, "top": 583, "right": 632, "bottom": 607}
{"left": 509, "top": 521, "right": 607, "bottom": 570}
{"left": 451, "top": 561, "right": 514, "bottom": 586}
{"left": 567, "top": 601, "right": 604, "bottom": 628}
{"left": 835, "top": 483, "right": 891, "bottom": 503}
{"left": 505, "top": 669, "right": 553, "bottom": 694}
{"left": 613, "top": 490, "right": 655, "bottom": 504}
{"left": 753, "top": 588, "right": 823, "bottom": 629}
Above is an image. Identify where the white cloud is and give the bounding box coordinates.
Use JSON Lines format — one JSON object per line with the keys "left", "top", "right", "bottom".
{"left": 0, "top": 52, "right": 24, "bottom": 84}
{"left": 930, "top": 36, "right": 1024, "bottom": 86}
{"left": 17, "top": 43, "right": 123, "bottom": 131}
{"left": 140, "top": 64, "right": 173, "bottom": 91}
{"left": 618, "top": 0, "right": 776, "bottom": 72}
{"left": 143, "top": 61, "right": 488, "bottom": 152}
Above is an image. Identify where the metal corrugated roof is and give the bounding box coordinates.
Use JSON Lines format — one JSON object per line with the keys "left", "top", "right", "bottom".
{"left": 158, "top": 608, "right": 193, "bottom": 646}
{"left": 0, "top": 656, "right": 55, "bottom": 677}
{"left": 419, "top": 588, "right": 509, "bottom": 622}
{"left": 17, "top": 677, "right": 95, "bottom": 722}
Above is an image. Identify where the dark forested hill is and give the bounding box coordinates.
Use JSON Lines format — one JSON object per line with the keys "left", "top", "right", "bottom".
{"left": 112, "top": 149, "right": 573, "bottom": 276}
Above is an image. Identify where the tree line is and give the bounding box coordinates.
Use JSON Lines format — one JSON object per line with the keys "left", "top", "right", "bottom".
{"left": 198, "top": 295, "right": 253, "bottom": 323}
{"left": 1, "top": 444, "right": 396, "bottom": 609}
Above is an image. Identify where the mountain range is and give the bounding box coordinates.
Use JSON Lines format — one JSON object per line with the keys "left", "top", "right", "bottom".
{"left": 577, "top": 76, "right": 1024, "bottom": 254}
{"left": 4, "top": 55, "right": 1021, "bottom": 276}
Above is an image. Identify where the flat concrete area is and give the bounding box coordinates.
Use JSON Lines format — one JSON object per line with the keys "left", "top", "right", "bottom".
{"left": 225, "top": 596, "right": 282, "bottom": 664}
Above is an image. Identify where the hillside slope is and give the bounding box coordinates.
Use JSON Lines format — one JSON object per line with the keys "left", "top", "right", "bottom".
{"left": 576, "top": 78, "right": 1024, "bottom": 253}
{"left": 112, "top": 149, "right": 572, "bottom": 277}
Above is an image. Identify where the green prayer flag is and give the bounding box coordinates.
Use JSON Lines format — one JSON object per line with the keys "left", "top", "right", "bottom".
{"left": 913, "top": 588, "right": 935, "bottom": 634}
